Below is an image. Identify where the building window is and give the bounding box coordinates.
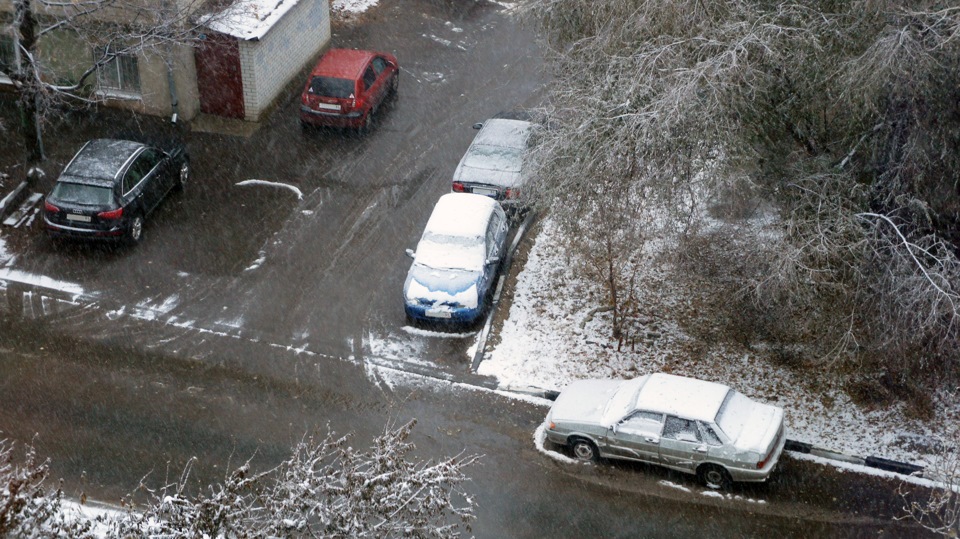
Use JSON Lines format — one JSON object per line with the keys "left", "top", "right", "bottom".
{"left": 95, "top": 47, "right": 140, "bottom": 94}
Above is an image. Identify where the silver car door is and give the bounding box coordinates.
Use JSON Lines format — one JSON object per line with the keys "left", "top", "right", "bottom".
{"left": 608, "top": 411, "right": 663, "bottom": 463}
{"left": 658, "top": 416, "right": 708, "bottom": 473}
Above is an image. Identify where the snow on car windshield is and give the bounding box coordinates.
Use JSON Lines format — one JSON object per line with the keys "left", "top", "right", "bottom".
{"left": 415, "top": 233, "right": 485, "bottom": 271}
{"left": 309, "top": 77, "right": 354, "bottom": 98}
{"left": 599, "top": 376, "right": 647, "bottom": 426}
{"left": 461, "top": 145, "right": 523, "bottom": 172}
{"left": 715, "top": 390, "right": 753, "bottom": 441}
{"left": 50, "top": 182, "right": 114, "bottom": 206}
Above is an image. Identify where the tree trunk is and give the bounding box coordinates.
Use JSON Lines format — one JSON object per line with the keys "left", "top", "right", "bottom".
{"left": 14, "top": 0, "right": 45, "bottom": 163}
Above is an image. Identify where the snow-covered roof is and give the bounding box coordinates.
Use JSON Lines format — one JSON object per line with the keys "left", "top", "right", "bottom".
{"left": 423, "top": 193, "right": 497, "bottom": 239}
{"left": 204, "top": 0, "right": 301, "bottom": 40}
{"left": 633, "top": 373, "right": 731, "bottom": 423}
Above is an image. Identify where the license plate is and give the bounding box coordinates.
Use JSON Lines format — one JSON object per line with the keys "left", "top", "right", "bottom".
{"left": 66, "top": 214, "right": 92, "bottom": 222}
{"left": 425, "top": 309, "right": 452, "bottom": 319}
{"left": 472, "top": 187, "right": 498, "bottom": 197}
{"left": 317, "top": 103, "right": 341, "bottom": 111}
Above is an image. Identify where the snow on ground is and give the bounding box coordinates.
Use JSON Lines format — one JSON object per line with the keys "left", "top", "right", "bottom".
{"left": 332, "top": 0, "right": 378, "bottom": 14}
{"left": 235, "top": 179, "right": 303, "bottom": 199}
{"left": 481, "top": 217, "right": 960, "bottom": 468}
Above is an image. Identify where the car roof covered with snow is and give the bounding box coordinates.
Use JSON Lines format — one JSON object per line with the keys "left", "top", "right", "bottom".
{"left": 633, "top": 373, "right": 732, "bottom": 422}
{"left": 423, "top": 193, "right": 499, "bottom": 239}
{"left": 60, "top": 139, "right": 145, "bottom": 186}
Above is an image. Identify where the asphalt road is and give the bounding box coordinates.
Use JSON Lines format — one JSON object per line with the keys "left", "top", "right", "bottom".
{"left": 0, "top": 0, "right": 935, "bottom": 536}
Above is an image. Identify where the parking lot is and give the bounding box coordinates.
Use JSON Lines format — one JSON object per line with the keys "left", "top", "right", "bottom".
{"left": 0, "top": 0, "right": 938, "bottom": 536}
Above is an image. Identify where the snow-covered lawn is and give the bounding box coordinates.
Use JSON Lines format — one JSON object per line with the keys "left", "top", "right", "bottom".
{"left": 480, "top": 217, "right": 960, "bottom": 469}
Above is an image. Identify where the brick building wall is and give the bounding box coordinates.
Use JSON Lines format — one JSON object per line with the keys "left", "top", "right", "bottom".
{"left": 238, "top": 0, "right": 329, "bottom": 121}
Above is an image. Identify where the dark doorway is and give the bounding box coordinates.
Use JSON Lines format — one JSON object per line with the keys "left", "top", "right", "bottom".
{"left": 195, "top": 32, "right": 245, "bottom": 119}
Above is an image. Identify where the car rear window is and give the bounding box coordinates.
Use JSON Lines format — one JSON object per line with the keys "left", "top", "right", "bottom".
{"left": 50, "top": 182, "right": 114, "bottom": 206}
{"left": 309, "top": 77, "right": 355, "bottom": 98}
{"left": 462, "top": 145, "right": 524, "bottom": 172}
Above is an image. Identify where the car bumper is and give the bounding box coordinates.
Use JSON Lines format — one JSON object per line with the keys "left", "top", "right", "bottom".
{"left": 728, "top": 443, "right": 785, "bottom": 483}
{"left": 300, "top": 106, "right": 364, "bottom": 128}
{"left": 44, "top": 217, "right": 125, "bottom": 241}
{"left": 404, "top": 303, "right": 484, "bottom": 325}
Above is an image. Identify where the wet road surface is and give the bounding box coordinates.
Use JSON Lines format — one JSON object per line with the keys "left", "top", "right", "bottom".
{"left": 0, "top": 0, "right": 936, "bottom": 536}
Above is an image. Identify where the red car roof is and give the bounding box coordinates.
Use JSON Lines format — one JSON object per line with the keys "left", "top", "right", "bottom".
{"left": 310, "top": 48, "right": 378, "bottom": 80}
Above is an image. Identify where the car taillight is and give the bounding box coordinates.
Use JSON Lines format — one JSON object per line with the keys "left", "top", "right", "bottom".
{"left": 505, "top": 188, "right": 520, "bottom": 199}
{"left": 44, "top": 201, "right": 59, "bottom": 213}
{"left": 452, "top": 182, "right": 465, "bottom": 193}
{"left": 98, "top": 208, "right": 123, "bottom": 220}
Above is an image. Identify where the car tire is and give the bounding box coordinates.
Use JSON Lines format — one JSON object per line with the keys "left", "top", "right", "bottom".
{"left": 358, "top": 112, "right": 373, "bottom": 135}
{"left": 697, "top": 464, "right": 732, "bottom": 490}
{"left": 570, "top": 438, "right": 598, "bottom": 462}
{"left": 124, "top": 214, "right": 145, "bottom": 246}
{"left": 389, "top": 73, "right": 399, "bottom": 98}
{"left": 176, "top": 159, "right": 189, "bottom": 192}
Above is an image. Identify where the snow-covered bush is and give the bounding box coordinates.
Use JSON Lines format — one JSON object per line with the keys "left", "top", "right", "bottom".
{"left": 108, "top": 419, "right": 478, "bottom": 538}
{"left": 0, "top": 438, "right": 95, "bottom": 538}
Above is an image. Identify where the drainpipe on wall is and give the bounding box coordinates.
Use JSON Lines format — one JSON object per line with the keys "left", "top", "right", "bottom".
{"left": 166, "top": 53, "right": 179, "bottom": 123}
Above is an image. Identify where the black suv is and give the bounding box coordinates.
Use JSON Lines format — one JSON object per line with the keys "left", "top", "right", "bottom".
{"left": 44, "top": 139, "right": 188, "bottom": 245}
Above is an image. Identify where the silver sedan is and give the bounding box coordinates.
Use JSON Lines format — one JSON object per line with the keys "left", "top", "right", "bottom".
{"left": 544, "top": 373, "right": 786, "bottom": 489}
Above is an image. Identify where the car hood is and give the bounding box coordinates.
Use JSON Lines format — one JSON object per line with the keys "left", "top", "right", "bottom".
{"left": 549, "top": 379, "right": 624, "bottom": 426}
{"left": 730, "top": 402, "right": 784, "bottom": 454}
{"left": 404, "top": 264, "right": 481, "bottom": 309}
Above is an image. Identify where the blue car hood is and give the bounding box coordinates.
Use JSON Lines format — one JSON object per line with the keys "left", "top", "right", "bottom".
{"left": 404, "top": 263, "right": 481, "bottom": 309}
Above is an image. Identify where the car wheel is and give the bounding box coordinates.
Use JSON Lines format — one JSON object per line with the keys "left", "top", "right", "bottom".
{"left": 177, "top": 159, "right": 189, "bottom": 191}
{"left": 124, "top": 214, "right": 144, "bottom": 246}
{"left": 389, "top": 73, "right": 399, "bottom": 98}
{"left": 358, "top": 112, "right": 373, "bottom": 135}
{"left": 697, "top": 464, "right": 732, "bottom": 490}
{"left": 570, "top": 438, "right": 598, "bottom": 462}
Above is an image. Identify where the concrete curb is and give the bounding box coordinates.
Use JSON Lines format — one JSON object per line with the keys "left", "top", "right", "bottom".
{"left": 0, "top": 180, "right": 29, "bottom": 222}
{"left": 470, "top": 210, "right": 538, "bottom": 372}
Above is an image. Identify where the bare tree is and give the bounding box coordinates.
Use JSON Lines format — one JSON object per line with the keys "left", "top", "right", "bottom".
{"left": 522, "top": 0, "right": 960, "bottom": 380}
{"left": 2, "top": 0, "right": 216, "bottom": 162}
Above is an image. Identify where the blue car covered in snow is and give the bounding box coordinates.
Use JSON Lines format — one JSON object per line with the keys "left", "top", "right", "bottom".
{"left": 403, "top": 193, "right": 509, "bottom": 325}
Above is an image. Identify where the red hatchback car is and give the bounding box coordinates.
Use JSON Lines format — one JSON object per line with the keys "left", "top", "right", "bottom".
{"left": 299, "top": 48, "right": 399, "bottom": 132}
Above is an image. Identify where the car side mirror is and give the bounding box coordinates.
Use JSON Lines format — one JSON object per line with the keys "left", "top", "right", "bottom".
{"left": 405, "top": 248, "right": 415, "bottom": 259}
{"left": 485, "top": 256, "right": 499, "bottom": 265}
{"left": 472, "top": 122, "right": 483, "bottom": 130}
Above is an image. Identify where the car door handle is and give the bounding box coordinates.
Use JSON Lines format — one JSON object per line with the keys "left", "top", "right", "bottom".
{"left": 644, "top": 436, "right": 659, "bottom": 444}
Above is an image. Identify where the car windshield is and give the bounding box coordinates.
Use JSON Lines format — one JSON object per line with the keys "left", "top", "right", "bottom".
{"left": 461, "top": 145, "right": 523, "bottom": 172}
{"left": 416, "top": 232, "right": 486, "bottom": 271}
{"left": 714, "top": 390, "right": 752, "bottom": 441}
{"left": 49, "top": 182, "right": 114, "bottom": 206}
{"left": 309, "top": 76, "right": 355, "bottom": 98}
{"left": 600, "top": 377, "right": 647, "bottom": 426}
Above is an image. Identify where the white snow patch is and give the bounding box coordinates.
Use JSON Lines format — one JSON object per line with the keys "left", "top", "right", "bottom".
{"left": 533, "top": 423, "right": 580, "bottom": 464}
{"left": 235, "top": 179, "right": 303, "bottom": 199}
{"left": 0, "top": 268, "right": 85, "bottom": 296}
{"left": 401, "top": 326, "right": 475, "bottom": 339}
{"left": 246, "top": 251, "right": 267, "bottom": 271}
{"left": 204, "top": 0, "right": 301, "bottom": 40}
{"left": 331, "top": 0, "right": 378, "bottom": 13}
{"left": 701, "top": 490, "right": 724, "bottom": 499}
{"left": 658, "top": 480, "right": 692, "bottom": 493}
